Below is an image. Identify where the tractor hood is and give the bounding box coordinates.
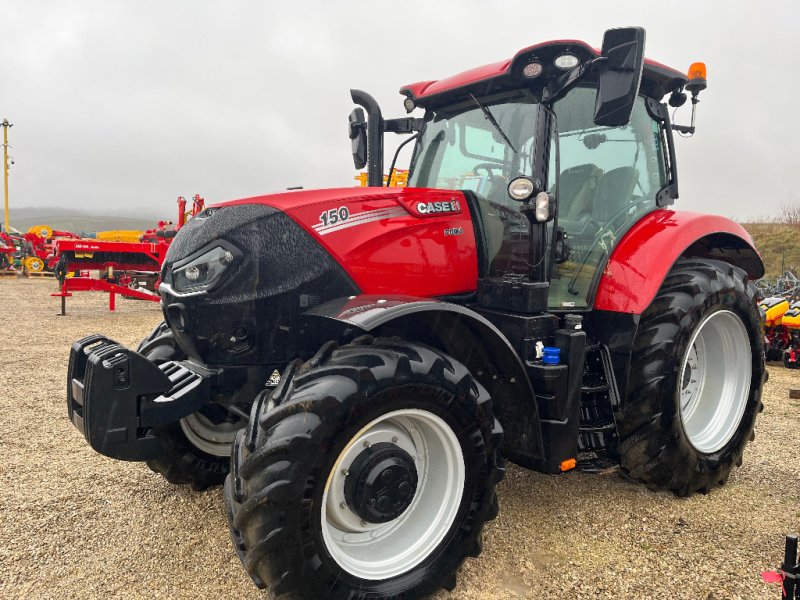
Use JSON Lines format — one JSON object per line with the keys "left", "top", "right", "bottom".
{"left": 159, "top": 186, "right": 480, "bottom": 366}
{"left": 213, "top": 187, "right": 480, "bottom": 298}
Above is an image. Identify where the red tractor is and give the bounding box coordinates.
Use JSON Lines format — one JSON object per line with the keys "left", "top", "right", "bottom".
{"left": 67, "top": 28, "right": 765, "bottom": 599}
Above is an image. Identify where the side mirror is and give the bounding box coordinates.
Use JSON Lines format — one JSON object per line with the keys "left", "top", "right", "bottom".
{"left": 594, "top": 27, "right": 646, "bottom": 127}
{"left": 348, "top": 108, "right": 367, "bottom": 170}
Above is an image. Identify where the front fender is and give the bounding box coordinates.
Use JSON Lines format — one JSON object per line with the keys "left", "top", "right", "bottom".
{"left": 594, "top": 210, "right": 764, "bottom": 314}
{"left": 303, "top": 294, "right": 544, "bottom": 465}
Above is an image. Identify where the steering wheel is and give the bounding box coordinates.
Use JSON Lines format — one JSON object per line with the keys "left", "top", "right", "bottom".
{"left": 471, "top": 163, "right": 508, "bottom": 202}
{"left": 472, "top": 162, "right": 504, "bottom": 177}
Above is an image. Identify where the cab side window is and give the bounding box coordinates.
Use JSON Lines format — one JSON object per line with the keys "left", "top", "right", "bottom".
{"left": 548, "top": 88, "right": 667, "bottom": 308}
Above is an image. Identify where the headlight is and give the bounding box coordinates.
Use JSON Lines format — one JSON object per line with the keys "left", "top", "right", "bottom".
{"left": 171, "top": 244, "right": 238, "bottom": 294}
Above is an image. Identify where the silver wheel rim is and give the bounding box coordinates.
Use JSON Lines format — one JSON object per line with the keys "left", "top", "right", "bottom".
{"left": 321, "top": 408, "right": 465, "bottom": 580}
{"left": 679, "top": 309, "right": 752, "bottom": 453}
{"left": 179, "top": 411, "right": 244, "bottom": 457}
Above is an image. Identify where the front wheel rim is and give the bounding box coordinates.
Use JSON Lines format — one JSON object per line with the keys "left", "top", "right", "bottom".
{"left": 179, "top": 410, "right": 244, "bottom": 457}
{"left": 321, "top": 408, "right": 465, "bottom": 580}
{"left": 679, "top": 310, "right": 752, "bottom": 453}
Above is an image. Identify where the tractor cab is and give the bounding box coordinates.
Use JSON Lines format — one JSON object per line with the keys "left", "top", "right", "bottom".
{"left": 406, "top": 84, "right": 671, "bottom": 308}
{"left": 354, "top": 28, "right": 697, "bottom": 311}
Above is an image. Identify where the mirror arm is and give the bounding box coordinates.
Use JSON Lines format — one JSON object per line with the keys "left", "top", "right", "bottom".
{"left": 384, "top": 118, "right": 424, "bottom": 134}
{"left": 542, "top": 57, "right": 603, "bottom": 104}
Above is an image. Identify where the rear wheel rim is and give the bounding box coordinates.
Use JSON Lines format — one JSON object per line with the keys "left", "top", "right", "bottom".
{"left": 321, "top": 408, "right": 465, "bottom": 580}
{"left": 679, "top": 310, "right": 752, "bottom": 453}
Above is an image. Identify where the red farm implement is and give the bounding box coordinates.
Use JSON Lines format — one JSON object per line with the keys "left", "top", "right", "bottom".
{"left": 0, "top": 230, "right": 16, "bottom": 270}
{"left": 16, "top": 225, "right": 80, "bottom": 273}
{"left": 50, "top": 195, "right": 205, "bottom": 313}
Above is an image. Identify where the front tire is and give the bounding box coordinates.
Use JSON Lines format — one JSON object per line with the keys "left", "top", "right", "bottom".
{"left": 616, "top": 259, "right": 764, "bottom": 496}
{"left": 138, "top": 321, "right": 246, "bottom": 490}
{"left": 225, "top": 337, "right": 504, "bottom": 598}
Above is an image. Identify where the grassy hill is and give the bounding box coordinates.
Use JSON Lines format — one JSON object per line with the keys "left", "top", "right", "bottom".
{"left": 6, "top": 206, "right": 163, "bottom": 235}
{"left": 741, "top": 222, "right": 800, "bottom": 280}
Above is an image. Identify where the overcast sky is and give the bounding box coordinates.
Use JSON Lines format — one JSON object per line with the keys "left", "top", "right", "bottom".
{"left": 1, "top": 0, "right": 797, "bottom": 221}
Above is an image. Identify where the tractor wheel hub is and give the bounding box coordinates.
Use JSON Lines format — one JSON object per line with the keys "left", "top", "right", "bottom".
{"left": 344, "top": 442, "right": 418, "bottom": 523}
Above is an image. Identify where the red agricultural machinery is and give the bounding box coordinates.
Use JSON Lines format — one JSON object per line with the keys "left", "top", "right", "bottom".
{"left": 0, "top": 229, "right": 16, "bottom": 270}
{"left": 9, "top": 225, "right": 81, "bottom": 273}
{"left": 51, "top": 195, "right": 205, "bottom": 311}
{"left": 66, "top": 28, "right": 766, "bottom": 599}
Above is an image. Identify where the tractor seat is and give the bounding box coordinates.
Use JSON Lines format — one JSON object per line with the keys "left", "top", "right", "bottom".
{"left": 557, "top": 163, "right": 603, "bottom": 238}
{"left": 559, "top": 163, "right": 603, "bottom": 221}
{"left": 592, "top": 166, "right": 639, "bottom": 225}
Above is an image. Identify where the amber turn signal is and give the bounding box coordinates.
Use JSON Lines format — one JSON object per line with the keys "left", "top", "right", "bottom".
{"left": 560, "top": 458, "right": 577, "bottom": 472}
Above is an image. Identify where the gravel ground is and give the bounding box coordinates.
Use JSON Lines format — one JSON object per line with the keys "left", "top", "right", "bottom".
{"left": 1, "top": 277, "right": 798, "bottom": 599}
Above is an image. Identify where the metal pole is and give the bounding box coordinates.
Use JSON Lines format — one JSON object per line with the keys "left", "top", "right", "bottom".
{"left": 782, "top": 535, "right": 797, "bottom": 599}
{"left": 2, "top": 119, "right": 11, "bottom": 234}
{"left": 782, "top": 249, "right": 786, "bottom": 278}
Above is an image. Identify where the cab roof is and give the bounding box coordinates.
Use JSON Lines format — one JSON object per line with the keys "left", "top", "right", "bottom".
{"left": 400, "top": 39, "right": 687, "bottom": 108}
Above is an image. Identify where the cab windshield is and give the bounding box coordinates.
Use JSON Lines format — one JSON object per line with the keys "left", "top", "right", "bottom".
{"left": 408, "top": 93, "right": 540, "bottom": 275}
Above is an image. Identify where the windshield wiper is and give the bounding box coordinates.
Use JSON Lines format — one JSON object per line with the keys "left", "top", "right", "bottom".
{"left": 469, "top": 93, "right": 517, "bottom": 154}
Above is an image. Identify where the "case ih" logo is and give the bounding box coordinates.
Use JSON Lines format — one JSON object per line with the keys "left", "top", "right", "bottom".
{"left": 416, "top": 200, "right": 461, "bottom": 215}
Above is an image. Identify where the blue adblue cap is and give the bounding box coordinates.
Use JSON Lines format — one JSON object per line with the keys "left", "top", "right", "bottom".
{"left": 542, "top": 346, "right": 561, "bottom": 365}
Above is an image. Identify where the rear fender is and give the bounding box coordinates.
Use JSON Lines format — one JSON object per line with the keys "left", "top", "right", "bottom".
{"left": 594, "top": 210, "right": 764, "bottom": 314}
{"left": 302, "top": 295, "right": 544, "bottom": 463}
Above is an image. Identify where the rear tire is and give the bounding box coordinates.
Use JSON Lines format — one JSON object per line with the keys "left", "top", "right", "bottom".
{"left": 616, "top": 259, "right": 764, "bottom": 496}
{"left": 138, "top": 321, "right": 245, "bottom": 491}
{"left": 225, "top": 337, "right": 504, "bottom": 598}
